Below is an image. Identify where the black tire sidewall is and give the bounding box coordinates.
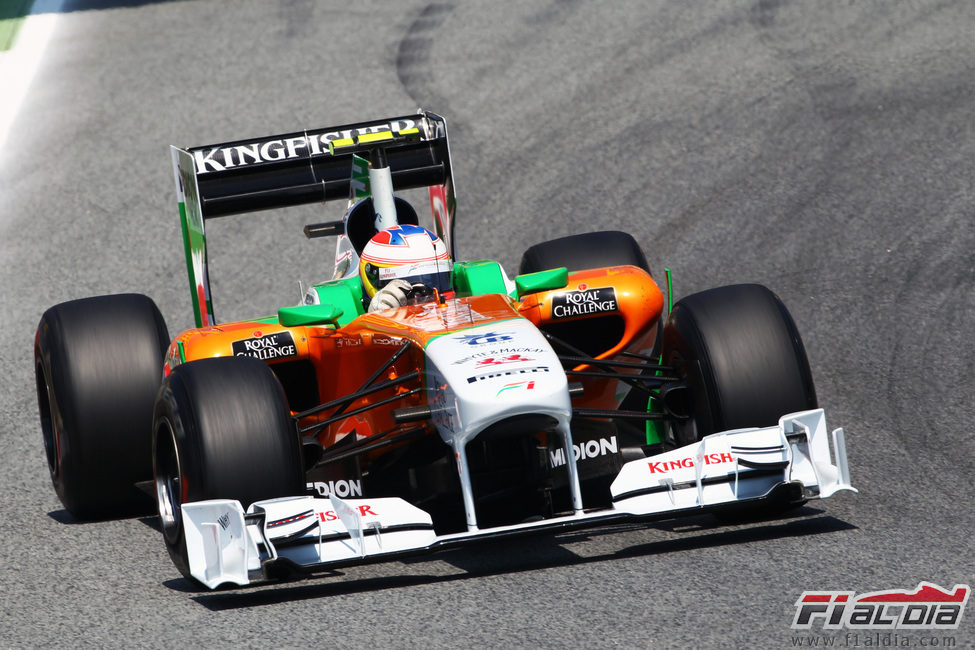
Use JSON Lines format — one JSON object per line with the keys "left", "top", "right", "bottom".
{"left": 663, "top": 284, "right": 817, "bottom": 446}
{"left": 519, "top": 230, "right": 651, "bottom": 275}
{"left": 34, "top": 294, "right": 169, "bottom": 519}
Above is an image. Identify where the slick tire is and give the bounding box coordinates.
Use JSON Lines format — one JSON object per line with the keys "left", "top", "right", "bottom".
{"left": 662, "top": 284, "right": 817, "bottom": 519}
{"left": 152, "top": 356, "right": 304, "bottom": 583}
{"left": 34, "top": 294, "right": 170, "bottom": 519}
{"left": 518, "top": 230, "right": 651, "bottom": 275}
{"left": 662, "top": 283, "right": 817, "bottom": 446}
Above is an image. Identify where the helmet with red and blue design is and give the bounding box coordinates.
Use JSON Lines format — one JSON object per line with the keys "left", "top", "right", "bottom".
{"left": 359, "top": 225, "right": 452, "bottom": 298}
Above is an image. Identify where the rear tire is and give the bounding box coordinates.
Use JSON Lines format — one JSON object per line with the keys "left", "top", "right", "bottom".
{"left": 34, "top": 294, "right": 169, "bottom": 519}
{"left": 152, "top": 356, "right": 304, "bottom": 581}
{"left": 662, "top": 283, "right": 817, "bottom": 446}
{"left": 519, "top": 230, "right": 650, "bottom": 275}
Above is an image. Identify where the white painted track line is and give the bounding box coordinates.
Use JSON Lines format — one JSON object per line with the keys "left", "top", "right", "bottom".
{"left": 0, "top": 0, "right": 64, "bottom": 153}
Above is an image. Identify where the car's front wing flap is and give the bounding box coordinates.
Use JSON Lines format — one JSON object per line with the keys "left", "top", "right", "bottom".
{"left": 609, "top": 408, "right": 854, "bottom": 515}
{"left": 180, "top": 409, "right": 854, "bottom": 589}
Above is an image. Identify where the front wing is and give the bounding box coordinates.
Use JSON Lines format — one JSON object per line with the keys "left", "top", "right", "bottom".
{"left": 181, "top": 409, "right": 854, "bottom": 589}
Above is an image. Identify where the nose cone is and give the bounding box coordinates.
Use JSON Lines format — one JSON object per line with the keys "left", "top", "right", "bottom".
{"left": 424, "top": 320, "right": 571, "bottom": 446}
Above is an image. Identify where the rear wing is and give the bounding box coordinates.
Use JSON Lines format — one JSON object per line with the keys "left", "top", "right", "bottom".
{"left": 170, "top": 110, "right": 456, "bottom": 327}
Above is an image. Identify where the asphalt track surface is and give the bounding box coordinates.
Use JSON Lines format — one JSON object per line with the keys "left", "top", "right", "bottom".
{"left": 2, "top": 1, "right": 974, "bottom": 647}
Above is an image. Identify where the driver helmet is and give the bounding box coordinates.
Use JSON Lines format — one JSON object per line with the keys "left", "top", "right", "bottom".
{"left": 359, "top": 224, "right": 452, "bottom": 298}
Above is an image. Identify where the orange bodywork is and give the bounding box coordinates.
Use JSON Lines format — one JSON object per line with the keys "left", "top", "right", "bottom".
{"left": 164, "top": 265, "right": 664, "bottom": 458}
{"left": 517, "top": 266, "right": 664, "bottom": 409}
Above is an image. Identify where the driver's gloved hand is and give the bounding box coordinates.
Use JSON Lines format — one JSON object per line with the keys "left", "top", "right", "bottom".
{"left": 368, "top": 279, "right": 413, "bottom": 312}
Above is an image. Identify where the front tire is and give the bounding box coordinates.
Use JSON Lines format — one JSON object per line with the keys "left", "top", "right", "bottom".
{"left": 34, "top": 294, "right": 169, "bottom": 519}
{"left": 662, "top": 284, "right": 817, "bottom": 447}
{"left": 152, "top": 356, "right": 304, "bottom": 581}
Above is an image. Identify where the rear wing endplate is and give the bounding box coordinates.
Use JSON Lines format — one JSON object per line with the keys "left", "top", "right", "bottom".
{"left": 170, "top": 110, "right": 456, "bottom": 327}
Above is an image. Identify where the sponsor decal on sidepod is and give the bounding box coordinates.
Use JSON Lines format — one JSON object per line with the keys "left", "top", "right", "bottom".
{"left": 551, "top": 287, "right": 618, "bottom": 320}
{"left": 231, "top": 331, "right": 297, "bottom": 360}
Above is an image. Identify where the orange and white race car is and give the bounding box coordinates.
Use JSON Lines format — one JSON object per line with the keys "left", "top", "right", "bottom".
{"left": 34, "top": 111, "right": 854, "bottom": 589}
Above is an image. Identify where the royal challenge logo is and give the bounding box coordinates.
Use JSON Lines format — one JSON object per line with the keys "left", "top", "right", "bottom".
{"left": 551, "top": 286, "right": 618, "bottom": 319}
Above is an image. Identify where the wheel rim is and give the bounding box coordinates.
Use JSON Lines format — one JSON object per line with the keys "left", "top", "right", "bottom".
{"left": 154, "top": 420, "right": 183, "bottom": 543}
{"left": 36, "top": 366, "right": 61, "bottom": 479}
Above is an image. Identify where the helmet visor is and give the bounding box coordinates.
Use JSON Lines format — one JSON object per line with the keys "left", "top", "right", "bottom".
{"left": 370, "top": 260, "right": 453, "bottom": 294}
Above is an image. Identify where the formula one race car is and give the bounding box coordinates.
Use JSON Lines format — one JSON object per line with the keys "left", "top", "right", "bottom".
{"left": 34, "top": 111, "right": 855, "bottom": 589}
